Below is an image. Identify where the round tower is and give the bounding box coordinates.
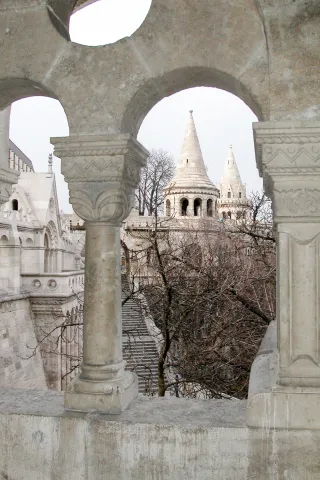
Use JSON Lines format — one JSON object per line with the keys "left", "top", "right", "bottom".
{"left": 217, "top": 145, "right": 250, "bottom": 221}
{"left": 163, "top": 111, "right": 219, "bottom": 218}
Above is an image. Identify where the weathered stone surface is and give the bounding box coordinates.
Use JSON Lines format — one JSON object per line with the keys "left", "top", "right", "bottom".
{"left": 1, "top": 388, "right": 320, "bottom": 479}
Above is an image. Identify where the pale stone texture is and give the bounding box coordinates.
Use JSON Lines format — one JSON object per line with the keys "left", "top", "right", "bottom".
{"left": 52, "top": 134, "right": 148, "bottom": 412}
{"left": 1, "top": 388, "right": 320, "bottom": 480}
{"left": 0, "top": 297, "right": 46, "bottom": 389}
{"left": 164, "top": 111, "right": 219, "bottom": 218}
{"left": 247, "top": 121, "right": 320, "bottom": 428}
{"left": 217, "top": 145, "right": 250, "bottom": 220}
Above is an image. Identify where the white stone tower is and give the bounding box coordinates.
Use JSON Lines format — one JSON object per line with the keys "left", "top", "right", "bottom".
{"left": 217, "top": 145, "right": 250, "bottom": 220}
{"left": 163, "top": 110, "right": 219, "bottom": 218}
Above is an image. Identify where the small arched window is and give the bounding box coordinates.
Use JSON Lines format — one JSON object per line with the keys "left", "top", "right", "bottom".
{"left": 12, "top": 199, "right": 18, "bottom": 211}
{"left": 181, "top": 198, "right": 189, "bottom": 216}
{"left": 239, "top": 192, "right": 242, "bottom": 198}
{"left": 227, "top": 211, "right": 232, "bottom": 219}
{"left": 194, "top": 198, "right": 202, "bottom": 217}
{"left": 227, "top": 192, "right": 231, "bottom": 199}
{"left": 222, "top": 212, "right": 227, "bottom": 219}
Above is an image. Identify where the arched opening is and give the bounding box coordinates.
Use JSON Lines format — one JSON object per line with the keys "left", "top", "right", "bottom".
{"left": 124, "top": 67, "right": 265, "bottom": 137}
{"left": 207, "top": 199, "right": 213, "bottom": 217}
{"left": 10, "top": 96, "right": 70, "bottom": 214}
{"left": 239, "top": 192, "right": 242, "bottom": 199}
{"left": 0, "top": 235, "right": 8, "bottom": 245}
{"left": 165, "top": 199, "right": 171, "bottom": 216}
{"left": 227, "top": 211, "right": 232, "bottom": 219}
{"left": 12, "top": 199, "right": 18, "bottom": 211}
{"left": 227, "top": 192, "right": 231, "bottom": 199}
{"left": 194, "top": 198, "right": 202, "bottom": 217}
{"left": 181, "top": 198, "right": 189, "bottom": 216}
{"left": 222, "top": 212, "right": 227, "bottom": 220}
{"left": 44, "top": 233, "right": 50, "bottom": 273}
{"left": 70, "top": 0, "right": 152, "bottom": 46}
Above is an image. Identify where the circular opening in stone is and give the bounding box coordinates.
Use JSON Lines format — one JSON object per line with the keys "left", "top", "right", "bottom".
{"left": 70, "top": 0, "right": 152, "bottom": 47}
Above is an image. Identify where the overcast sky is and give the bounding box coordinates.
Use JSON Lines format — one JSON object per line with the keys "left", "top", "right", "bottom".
{"left": 9, "top": 0, "right": 262, "bottom": 214}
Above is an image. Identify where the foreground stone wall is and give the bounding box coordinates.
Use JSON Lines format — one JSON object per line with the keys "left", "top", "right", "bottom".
{"left": 0, "top": 389, "right": 319, "bottom": 480}
{"left": 0, "top": 296, "right": 47, "bottom": 389}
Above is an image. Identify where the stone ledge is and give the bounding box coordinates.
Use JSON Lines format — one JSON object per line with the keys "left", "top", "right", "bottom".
{"left": 0, "top": 387, "right": 246, "bottom": 427}
{"left": 1, "top": 388, "right": 320, "bottom": 479}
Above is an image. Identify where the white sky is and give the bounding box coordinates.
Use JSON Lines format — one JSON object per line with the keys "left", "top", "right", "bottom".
{"left": 9, "top": 0, "right": 262, "bottom": 214}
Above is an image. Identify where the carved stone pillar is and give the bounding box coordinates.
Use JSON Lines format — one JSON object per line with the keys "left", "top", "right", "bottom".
{"left": 247, "top": 121, "right": 320, "bottom": 429}
{"left": 0, "top": 107, "right": 19, "bottom": 206}
{"left": 52, "top": 134, "right": 148, "bottom": 413}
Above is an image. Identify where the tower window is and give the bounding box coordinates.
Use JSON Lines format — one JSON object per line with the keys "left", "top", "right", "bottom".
{"left": 194, "top": 198, "right": 202, "bottom": 217}
{"left": 181, "top": 198, "right": 189, "bottom": 216}
{"left": 239, "top": 192, "right": 242, "bottom": 198}
{"left": 12, "top": 199, "right": 18, "bottom": 211}
{"left": 227, "top": 192, "right": 231, "bottom": 198}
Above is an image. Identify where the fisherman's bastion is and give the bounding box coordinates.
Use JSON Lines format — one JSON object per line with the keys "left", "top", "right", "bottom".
{"left": 1, "top": 1, "right": 320, "bottom": 478}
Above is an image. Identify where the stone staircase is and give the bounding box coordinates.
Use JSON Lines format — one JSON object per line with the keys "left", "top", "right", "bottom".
{"left": 122, "top": 277, "right": 159, "bottom": 395}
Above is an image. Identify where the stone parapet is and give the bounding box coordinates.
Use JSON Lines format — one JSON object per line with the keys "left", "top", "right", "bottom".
{"left": 1, "top": 389, "right": 320, "bottom": 479}
{"left": 247, "top": 120, "right": 320, "bottom": 428}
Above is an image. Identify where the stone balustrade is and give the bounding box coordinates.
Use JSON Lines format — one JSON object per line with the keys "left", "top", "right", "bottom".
{"left": 21, "top": 271, "right": 84, "bottom": 296}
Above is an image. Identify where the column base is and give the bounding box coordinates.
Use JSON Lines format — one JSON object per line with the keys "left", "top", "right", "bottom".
{"left": 64, "top": 370, "right": 138, "bottom": 414}
{"left": 246, "top": 387, "right": 320, "bottom": 429}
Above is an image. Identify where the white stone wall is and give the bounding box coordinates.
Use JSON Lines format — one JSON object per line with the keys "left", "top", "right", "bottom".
{"left": 0, "top": 296, "right": 46, "bottom": 389}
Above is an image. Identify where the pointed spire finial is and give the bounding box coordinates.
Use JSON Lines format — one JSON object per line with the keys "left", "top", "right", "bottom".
{"left": 48, "top": 153, "right": 53, "bottom": 175}
{"left": 189, "top": 109, "right": 193, "bottom": 114}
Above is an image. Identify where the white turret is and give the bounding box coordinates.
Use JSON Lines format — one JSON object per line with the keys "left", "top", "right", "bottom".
{"left": 217, "top": 145, "right": 250, "bottom": 221}
{"left": 164, "top": 111, "right": 219, "bottom": 218}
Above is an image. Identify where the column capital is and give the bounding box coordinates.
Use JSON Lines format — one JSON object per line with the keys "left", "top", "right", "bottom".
{"left": 253, "top": 121, "right": 320, "bottom": 222}
{"left": 51, "top": 134, "right": 149, "bottom": 225}
{"left": 0, "top": 166, "right": 19, "bottom": 206}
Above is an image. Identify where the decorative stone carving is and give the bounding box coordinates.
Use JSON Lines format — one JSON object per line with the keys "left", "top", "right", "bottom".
{"left": 247, "top": 120, "right": 320, "bottom": 429}
{"left": 51, "top": 134, "right": 148, "bottom": 414}
{"left": 0, "top": 167, "right": 19, "bottom": 206}
{"left": 52, "top": 134, "right": 148, "bottom": 224}
{"left": 274, "top": 188, "right": 320, "bottom": 216}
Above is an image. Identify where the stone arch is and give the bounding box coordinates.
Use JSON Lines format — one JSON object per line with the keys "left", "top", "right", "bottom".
{"left": 0, "top": 78, "right": 60, "bottom": 111}
{"left": 122, "top": 66, "right": 266, "bottom": 137}
{"left": 0, "top": 235, "right": 8, "bottom": 245}
{"left": 12, "top": 199, "right": 18, "bottom": 211}
{"left": 180, "top": 198, "right": 189, "bottom": 216}
{"left": 207, "top": 199, "right": 213, "bottom": 217}
{"left": 26, "top": 238, "right": 34, "bottom": 246}
{"left": 194, "top": 198, "right": 202, "bottom": 217}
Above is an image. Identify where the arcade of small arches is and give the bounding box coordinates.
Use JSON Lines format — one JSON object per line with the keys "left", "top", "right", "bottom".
{"left": 165, "top": 196, "right": 217, "bottom": 217}
{"left": 2, "top": 0, "right": 320, "bottom": 456}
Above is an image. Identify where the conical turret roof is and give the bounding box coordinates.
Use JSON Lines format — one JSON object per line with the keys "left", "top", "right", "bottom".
{"left": 165, "top": 111, "right": 216, "bottom": 191}
{"left": 219, "top": 145, "right": 246, "bottom": 198}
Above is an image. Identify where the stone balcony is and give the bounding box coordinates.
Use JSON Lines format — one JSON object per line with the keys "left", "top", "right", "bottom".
{"left": 21, "top": 271, "right": 84, "bottom": 296}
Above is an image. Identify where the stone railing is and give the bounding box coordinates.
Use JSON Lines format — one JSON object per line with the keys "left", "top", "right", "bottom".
{"left": 0, "top": 208, "right": 33, "bottom": 224}
{"left": 21, "top": 271, "right": 84, "bottom": 295}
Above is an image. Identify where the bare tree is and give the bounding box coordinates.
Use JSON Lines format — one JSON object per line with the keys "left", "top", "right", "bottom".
{"left": 25, "top": 192, "right": 275, "bottom": 399}
{"left": 137, "top": 149, "right": 175, "bottom": 216}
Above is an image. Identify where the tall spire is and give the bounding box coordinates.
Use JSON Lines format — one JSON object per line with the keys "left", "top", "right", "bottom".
{"left": 169, "top": 110, "right": 215, "bottom": 189}
{"left": 219, "top": 145, "right": 246, "bottom": 199}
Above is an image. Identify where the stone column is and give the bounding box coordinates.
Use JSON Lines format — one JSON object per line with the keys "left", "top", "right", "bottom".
{"left": 247, "top": 121, "right": 320, "bottom": 429}
{"left": 52, "top": 134, "right": 148, "bottom": 413}
{"left": 0, "top": 107, "right": 19, "bottom": 206}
